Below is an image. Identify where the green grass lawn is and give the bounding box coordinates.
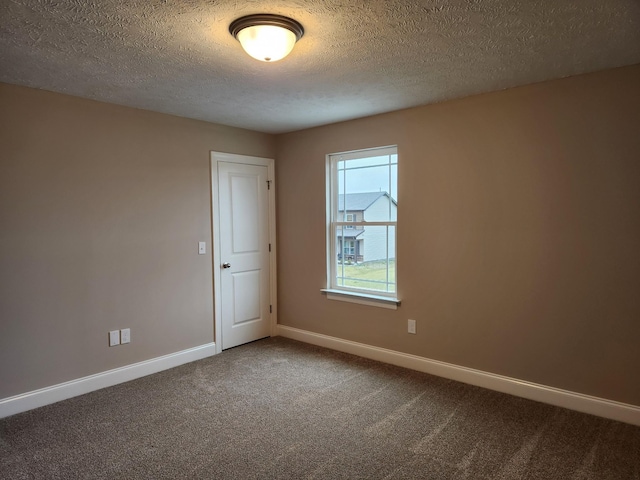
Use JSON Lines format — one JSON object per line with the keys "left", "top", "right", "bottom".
{"left": 337, "top": 260, "right": 396, "bottom": 293}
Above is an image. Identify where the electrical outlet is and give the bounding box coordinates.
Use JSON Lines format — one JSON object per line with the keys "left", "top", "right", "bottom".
{"left": 121, "top": 328, "right": 131, "bottom": 344}
{"left": 109, "top": 330, "right": 120, "bottom": 346}
{"left": 408, "top": 319, "right": 417, "bottom": 334}
{"left": 198, "top": 241, "right": 206, "bottom": 255}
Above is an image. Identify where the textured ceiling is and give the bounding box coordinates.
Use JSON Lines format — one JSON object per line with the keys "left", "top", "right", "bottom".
{"left": 2, "top": 0, "right": 640, "bottom": 134}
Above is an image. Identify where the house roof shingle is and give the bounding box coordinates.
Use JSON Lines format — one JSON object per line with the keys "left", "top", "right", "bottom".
{"left": 336, "top": 227, "right": 365, "bottom": 238}
{"left": 338, "top": 192, "right": 389, "bottom": 211}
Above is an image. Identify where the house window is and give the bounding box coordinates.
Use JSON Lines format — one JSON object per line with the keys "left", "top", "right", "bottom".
{"left": 325, "top": 145, "right": 398, "bottom": 306}
{"left": 345, "top": 213, "right": 355, "bottom": 229}
{"left": 343, "top": 239, "right": 355, "bottom": 255}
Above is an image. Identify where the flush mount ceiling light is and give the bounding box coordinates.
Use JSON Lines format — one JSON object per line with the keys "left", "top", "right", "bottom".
{"left": 229, "top": 14, "right": 304, "bottom": 62}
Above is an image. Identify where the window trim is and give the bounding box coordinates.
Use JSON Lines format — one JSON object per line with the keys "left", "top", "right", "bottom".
{"left": 324, "top": 145, "right": 399, "bottom": 308}
{"left": 320, "top": 288, "right": 400, "bottom": 309}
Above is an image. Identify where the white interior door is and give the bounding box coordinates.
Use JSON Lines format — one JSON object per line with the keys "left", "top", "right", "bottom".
{"left": 215, "top": 158, "right": 272, "bottom": 350}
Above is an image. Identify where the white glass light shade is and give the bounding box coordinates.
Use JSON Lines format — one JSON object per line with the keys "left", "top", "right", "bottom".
{"left": 236, "top": 25, "right": 297, "bottom": 62}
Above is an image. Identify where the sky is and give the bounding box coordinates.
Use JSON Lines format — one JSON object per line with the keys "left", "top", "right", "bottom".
{"left": 337, "top": 154, "right": 398, "bottom": 198}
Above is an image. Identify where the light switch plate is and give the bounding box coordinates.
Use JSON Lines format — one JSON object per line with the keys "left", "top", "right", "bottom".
{"left": 121, "top": 328, "right": 131, "bottom": 344}
{"left": 109, "top": 330, "right": 120, "bottom": 346}
{"left": 198, "top": 241, "right": 206, "bottom": 255}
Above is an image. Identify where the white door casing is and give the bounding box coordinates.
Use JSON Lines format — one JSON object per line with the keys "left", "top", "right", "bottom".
{"left": 211, "top": 152, "right": 276, "bottom": 352}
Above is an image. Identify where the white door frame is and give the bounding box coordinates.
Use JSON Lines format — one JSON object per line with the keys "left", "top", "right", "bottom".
{"left": 211, "top": 152, "right": 277, "bottom": 354}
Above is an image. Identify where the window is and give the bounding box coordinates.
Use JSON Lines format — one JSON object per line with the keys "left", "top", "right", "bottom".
{"left": 343, "top": 240, "right": 355, "bottom": 256}
{"left": 325, "top": 146, "right": 398, "bottom": 306}
{"left": 345, "top": 213, "right": 355, "bottom": 229}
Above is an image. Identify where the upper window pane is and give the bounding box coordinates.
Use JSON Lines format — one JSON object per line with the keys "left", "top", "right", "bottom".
{"left": 337, "top": 154, "right": 397, "bottom": 222}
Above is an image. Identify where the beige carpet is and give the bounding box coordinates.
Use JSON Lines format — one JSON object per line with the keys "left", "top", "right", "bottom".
{"left": 1, "top": 337, "right": 638, "bottom": 479}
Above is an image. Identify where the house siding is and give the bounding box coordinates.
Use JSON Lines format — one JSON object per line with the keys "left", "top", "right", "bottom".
{"left": 362, "top": 196, "right": 397, "bottom": 262}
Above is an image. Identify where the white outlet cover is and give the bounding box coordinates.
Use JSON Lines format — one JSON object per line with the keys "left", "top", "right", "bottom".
{"left": 121, "top": 328, "right": 131, "bottom": 344}
{"left": 109, "top": 330, "right": 120, "bottom": 346}
{"left": 408, "top": 319, "right": 417, "bottom": 334}
{"left": 198, "top": 241, "right": 206, "bottom": 255}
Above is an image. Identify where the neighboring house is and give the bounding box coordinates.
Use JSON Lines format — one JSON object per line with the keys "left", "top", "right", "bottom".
{"left": 337, "top": 192, "right": 397, "bottom": 263}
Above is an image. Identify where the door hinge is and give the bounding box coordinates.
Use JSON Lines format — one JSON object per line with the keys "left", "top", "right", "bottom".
{"left": 269, "top": 243, "right": 271, "bottom": 252}
{"left": 269, "top": 305, "right": 272, "bottom": 313}
{"left": 267, "top": 180, "right": 272, "bottom": 190}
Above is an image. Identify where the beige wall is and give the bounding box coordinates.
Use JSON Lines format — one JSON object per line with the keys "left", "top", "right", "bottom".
{"left": 275, "top": 65, "right": 640, "bottom": 406}
{"left": 2, "top": 65, "right": 639, "bottom": 407}
{"left": 0, "top": 83, "right": 275, "bottom": 398}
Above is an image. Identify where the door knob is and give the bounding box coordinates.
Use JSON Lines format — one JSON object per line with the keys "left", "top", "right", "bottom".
{"left": 222, "top": 262, "right": 231, "bottom": 269}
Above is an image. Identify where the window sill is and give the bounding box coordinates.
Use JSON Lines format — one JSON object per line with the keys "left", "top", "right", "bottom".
{"left": 321, "top": 289, "right": 400, "bottom": 310}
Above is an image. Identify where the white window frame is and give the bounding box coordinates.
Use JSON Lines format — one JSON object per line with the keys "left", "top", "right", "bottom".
{"left": 322, "top": 145, "right": 400, "bottom": 309}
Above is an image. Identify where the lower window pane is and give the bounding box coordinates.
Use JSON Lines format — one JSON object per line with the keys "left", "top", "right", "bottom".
{"left": 335, "top": 225, "right": 395, "bottom": 293}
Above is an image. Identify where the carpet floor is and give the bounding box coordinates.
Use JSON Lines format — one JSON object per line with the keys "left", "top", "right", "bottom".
{"left": 1, "top": 337, "right": 638, "bottom": 479}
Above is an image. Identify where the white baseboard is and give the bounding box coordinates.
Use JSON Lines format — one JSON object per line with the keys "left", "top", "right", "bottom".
{"left": 276, "top": 325, "right": 640, "bottom": 427}
{"left": 0, "top": 343, "right": 216, "bottom": 419}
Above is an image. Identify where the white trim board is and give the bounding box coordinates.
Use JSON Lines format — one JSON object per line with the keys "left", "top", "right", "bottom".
{"left": 0, "top": 343, "right": 216, "bottom": 419}
{"left": 276, "top": 325, "right": 640, "bottom": 427}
